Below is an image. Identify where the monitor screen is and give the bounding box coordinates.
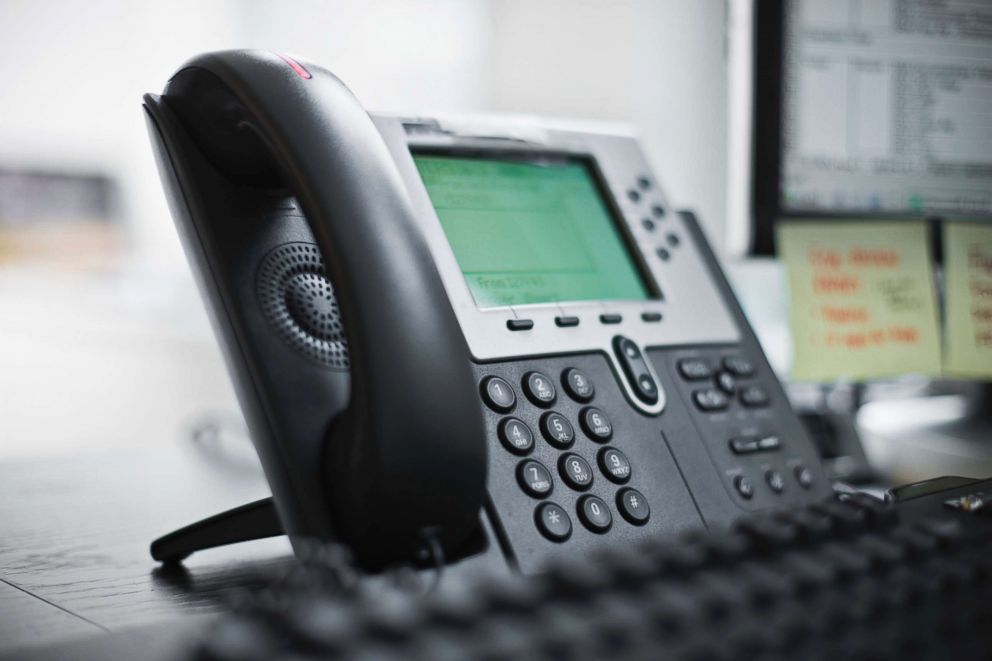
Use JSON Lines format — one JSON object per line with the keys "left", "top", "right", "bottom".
{"left": 779, "top": 0, "right": 992, "bottom": 217}
{"left": 412, "top": 153, "right": 651, "bottom": 309}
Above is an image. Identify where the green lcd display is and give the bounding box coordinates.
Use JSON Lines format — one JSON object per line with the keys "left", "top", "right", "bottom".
{"left": 412, "top": 154, "right": 651, "bottom": 309}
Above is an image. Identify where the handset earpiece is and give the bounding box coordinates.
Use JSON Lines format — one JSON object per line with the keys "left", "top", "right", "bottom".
{"left": 157, "top": 50, "right": 487, "bottom": 566}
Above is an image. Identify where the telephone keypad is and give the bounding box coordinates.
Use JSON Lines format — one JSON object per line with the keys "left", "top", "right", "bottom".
{"left": 558, "top": 453, "right": 594, "bottom": 491}
{"left": 580, "top": 407, "right": 613, "bottom": 442}
{"left": 498, "top": 417, "right": 534, "bottom": 455}
{"left": 517, "top": 460, "right": 554, "bottom": 498}
{"left": 577, "top": 495, "right": 613, "bottom": 533}
{"left": 481, "top": 376, "right": 516, "bottom": 413}
{"left": 540, "top": 412, "right": 575, "bottom": 449}
{"left": 598, "top": 447, "right": 632, "bottom": 484}
{"left": 562, "top": 368, "right": 595, "bottom": 402}
{"left": 616, "top": 488, "right": 650, "bottom": 525}
{"left": 523, "top": 371, "right": 557, "bottom": 407}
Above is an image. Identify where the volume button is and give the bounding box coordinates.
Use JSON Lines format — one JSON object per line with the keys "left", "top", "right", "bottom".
{"left": 611, "top": 335, "right": 660, "bottom": 406}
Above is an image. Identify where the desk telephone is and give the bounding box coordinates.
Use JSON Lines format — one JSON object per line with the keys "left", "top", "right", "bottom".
{"left": 145, "top": 50, "right": 829, "bottom": 572}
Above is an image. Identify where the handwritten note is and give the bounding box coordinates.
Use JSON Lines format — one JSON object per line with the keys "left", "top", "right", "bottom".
{"left": 778, "top": 221, "right": 942, "bottom": 381}
{"left": 943, "top": 222, "right": 992, "bottom": 378}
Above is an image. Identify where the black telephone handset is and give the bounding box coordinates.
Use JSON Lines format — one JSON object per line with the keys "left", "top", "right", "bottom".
{"left": 147, "top": 50, "right": 831, "bottom": 572}
{"left": 145, "top": 51, "right": 486, "bottom": 566}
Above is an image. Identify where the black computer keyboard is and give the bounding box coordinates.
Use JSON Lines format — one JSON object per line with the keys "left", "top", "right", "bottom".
{"left": 15, "top": 476, "right": 992, "bottom": 661}
{"left": 184, "top": 476, "right": 992, "bottom": 661}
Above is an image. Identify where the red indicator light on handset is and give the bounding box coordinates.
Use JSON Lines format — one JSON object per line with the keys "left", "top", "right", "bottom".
{"left": 277, "top": 53, "right": 312, "bottom": 80}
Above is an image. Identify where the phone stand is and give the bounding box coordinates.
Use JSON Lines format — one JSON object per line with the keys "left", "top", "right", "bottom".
{"left": 150, "top": 498, "right": 282, "bottom": 563}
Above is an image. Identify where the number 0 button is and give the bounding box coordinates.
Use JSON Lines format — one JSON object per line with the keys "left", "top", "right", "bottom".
{"left": 517, "top": 460, "right": 553, "bottom": 498}
{"left": 580, "top": 407, "right": 613, "bottom": 442}
{"left": 498, "top": 417, "right": 534, "bottom": 455}
{"left": 617, "top": 488, "right": 650, "bottom": 525}
{"left": 535, "top": 502, "right": 572, "bottom": 542}
{"left": 481, "top": 376, "right": 515, "bottom": 413}
{"left": 540, "top": 411, "right": 575, "bottom": 449}
{"left": 558, "top": 453, "right": 594, "bottom": 490}
{"left": 523, "top": 371, "right": 557, "bottom": 407}
{"left": 598, "top": 447, "right": 631, "bottom": 484}
{"left": 578, "top": 495, "right": 612, "bottom": 533}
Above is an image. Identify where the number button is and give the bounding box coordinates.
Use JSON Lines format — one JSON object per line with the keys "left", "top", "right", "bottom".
{"left": 497, "top": 417, "right": 534, "bottom": 455}
{"left": 481, "top": 376, "right": 516, "bottom": 413}
{"left": 577, "top": 495, "right": 613, "bottom": 533}
{"left": 517, "top": 460, "right": 553, "bottom": 498}
{"left": 597, "top": 447, "right": 631, "bottom": 484}
{"left": 580, "top": 407, "right": 613, "bottom": 442}
{"left": 562, "top": 368, "right": 595, "bottom": 402}
{"left": 535, "top": 502, "right": 572, "bottom": 542}
{"left": 523, "top": 371, "right": 557, "bottom": 407}
{"left": 616, "top": 488, "right": 650, "bottom": 525}
{"left": 558, "top": 453, "right": 594, "bottom": 491}
{"left": 540, "top": 412, "right": 575, "bottom": 449}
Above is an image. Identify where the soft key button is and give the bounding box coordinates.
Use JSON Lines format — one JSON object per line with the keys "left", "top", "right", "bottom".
{"left": 612, "top": 335, "right": 660, "bottom": 406}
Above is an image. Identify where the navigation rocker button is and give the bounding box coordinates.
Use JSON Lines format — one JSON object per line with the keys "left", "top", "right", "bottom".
{"left": 578, "top": 495, "right": 613, "bottom": 533}
{"left": 523, "top": 371, "right": 557, "bottom": 407}
{"left": 481, "top": 376, "right": 516, "bottom": 413}
{"left": 616, "top": 488, "right": 650, "bottom": 525}
{"left": 535, "top": 502, "right": 572, "bottom": 542}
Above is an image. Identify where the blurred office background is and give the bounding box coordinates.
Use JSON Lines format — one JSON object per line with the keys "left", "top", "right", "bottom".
{"left": 0, "top": 0, "right": 733, "bottom": 459}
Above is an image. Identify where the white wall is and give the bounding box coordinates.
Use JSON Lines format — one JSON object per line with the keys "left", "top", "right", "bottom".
{"left": 487, "top": 0, "right": 729, "bottom": 247}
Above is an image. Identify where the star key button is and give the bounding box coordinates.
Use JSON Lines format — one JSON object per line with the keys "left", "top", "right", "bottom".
{"left": 535, "top": 502, "right": 572, "bottom": 542}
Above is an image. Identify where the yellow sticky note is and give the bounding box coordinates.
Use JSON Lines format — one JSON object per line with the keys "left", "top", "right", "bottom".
{"left": 943, "top": 222, "right": 992, "bottom": 378}
{"left": 778, "top": 221, "right": 942, "bottom": 382}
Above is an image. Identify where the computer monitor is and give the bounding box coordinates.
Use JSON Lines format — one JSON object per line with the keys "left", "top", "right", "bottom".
{"left": 750, "top": 0, "right": 992, "bottom": 256}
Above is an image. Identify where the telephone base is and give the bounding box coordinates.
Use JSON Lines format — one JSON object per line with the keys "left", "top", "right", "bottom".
{"left": 150, "top": 497, "right": 282, "bottom": 563}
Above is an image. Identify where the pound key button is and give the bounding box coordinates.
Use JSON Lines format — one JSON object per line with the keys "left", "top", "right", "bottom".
{"left": 481, "top": 376, "right": 516, "bottom": 413}
{"left": 580, "top": 407, "right": 613, "bottom": 442}
{"left": 498, "top": 417, "right": 534, "bottom": 455}
{"left": 535, "top": 502, "right": 572, "bottom": 542}
{"left": 617, "top": 488, "right": 650, "bottom": 525}
{"left": 523, "top": 371, "right": 557, "bottom": 407}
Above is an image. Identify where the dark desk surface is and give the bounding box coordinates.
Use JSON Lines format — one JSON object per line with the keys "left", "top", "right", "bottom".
{"left": 0, "top": 439, "right": 293, "bottom": 657}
